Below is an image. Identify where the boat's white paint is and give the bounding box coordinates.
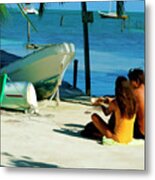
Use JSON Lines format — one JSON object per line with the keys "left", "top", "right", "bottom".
{"left": 23, "top": 7, "right": 39, "bottom": 15}
{"left": 0, "top": 43, "right": 75, "bottom": 99}
{"left": 0, "top": 43, "right": 75, "bottom": 83}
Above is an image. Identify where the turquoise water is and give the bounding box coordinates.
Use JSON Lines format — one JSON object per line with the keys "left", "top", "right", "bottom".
{"left": 1, "top": 9, "right": 144, "bottom": 96}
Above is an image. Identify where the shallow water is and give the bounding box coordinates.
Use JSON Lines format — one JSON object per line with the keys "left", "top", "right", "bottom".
{"left": 1, "top": 9, "right": 144, "bottom": 96}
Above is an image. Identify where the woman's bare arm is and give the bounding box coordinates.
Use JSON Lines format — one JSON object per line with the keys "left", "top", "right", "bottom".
{"left": 101, "top": 100, "right": 116, "bottom": 116}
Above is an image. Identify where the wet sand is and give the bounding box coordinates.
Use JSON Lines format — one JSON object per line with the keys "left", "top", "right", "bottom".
{"left": 1, "top": 100, "right": 144, "bottom": 169}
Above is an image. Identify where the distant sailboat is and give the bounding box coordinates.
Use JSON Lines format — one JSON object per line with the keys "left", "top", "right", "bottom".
{"left": 23, "top": 3, "right": 39, "bottom": 15}
{"left": 98, "top": 1, "right": 128, "bottom": 20}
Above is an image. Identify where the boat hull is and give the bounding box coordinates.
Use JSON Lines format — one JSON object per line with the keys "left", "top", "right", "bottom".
{"left": 0, "top": 43, "right": 75, "bottom": 100}
{"left": 98, "top": 11, "right": 128, "bottom": 20}
{"left": 34, "top": 74, "right": 60, "bottom": 100}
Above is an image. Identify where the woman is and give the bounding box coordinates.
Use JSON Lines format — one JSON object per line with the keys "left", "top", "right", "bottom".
{"left": 92, "top": 76, "right": 137, "bottom": 144}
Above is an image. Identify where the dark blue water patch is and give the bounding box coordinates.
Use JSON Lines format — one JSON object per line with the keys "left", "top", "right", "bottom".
{"left": 90, "top": 69, "right": 130, "bottom": 96}
{"left": 63, "top": 68, "right": 128, "bottom": 96}
{"left": 91, "top": 72, "right": 116, "bottom": 96}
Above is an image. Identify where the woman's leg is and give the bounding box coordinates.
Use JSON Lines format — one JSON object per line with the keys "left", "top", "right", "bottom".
{"left": 81, "top": 122, "right": 103, "bottom": 140}
{"left": 108, "top": 113, "right": 115, "bottom": 133}
{"left": 91, "top": 113, "right": 114, "bottom": 138}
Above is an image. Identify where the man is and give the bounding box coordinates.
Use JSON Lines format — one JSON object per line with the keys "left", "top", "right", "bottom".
{"left": 128, "top": 68, "right": 145, "bottom": 139}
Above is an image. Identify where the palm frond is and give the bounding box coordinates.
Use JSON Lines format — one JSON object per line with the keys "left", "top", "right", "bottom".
{"left": 0, "top": 4, "right": 9, "bottom": 22}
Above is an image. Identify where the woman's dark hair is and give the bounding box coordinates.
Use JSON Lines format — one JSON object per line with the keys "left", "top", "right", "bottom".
{"left": 128, "top": 68, "right": 145, "bottom": 84}
{"left": 115, "top": 76, "right": 136, "bottom": 119}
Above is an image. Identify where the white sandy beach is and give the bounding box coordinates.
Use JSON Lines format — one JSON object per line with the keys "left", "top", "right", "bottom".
{"left": 1, "top": 100, "right": 144, "bottom": 170}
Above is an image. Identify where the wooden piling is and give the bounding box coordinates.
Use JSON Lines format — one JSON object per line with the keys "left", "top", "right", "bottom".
{"left": 60, "top": 15, "right": 64, "bottom": 26}
{"left": 73, "top": 59, "right": 78, "bottom": 89}
{"left": 27, "top": 21, "right": 30, "bottom": 44}
{"left": 81, "top": 2, "right": 91, "bottom": 96}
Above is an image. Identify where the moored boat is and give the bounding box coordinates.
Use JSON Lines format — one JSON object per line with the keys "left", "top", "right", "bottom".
{"left": 23, "top": 7, "right": 39, "bottom": 15}
{"left": 0, "top": 43, "right": 75, "bottom": 100}
{"left": 23, "top": 3, "right": 39, "bottom": 15}
{"left": 98, "top": 11, "right": 128, "bottom": 20}
{"left": 98, "top": 1, "right": 128, "bottom": 20}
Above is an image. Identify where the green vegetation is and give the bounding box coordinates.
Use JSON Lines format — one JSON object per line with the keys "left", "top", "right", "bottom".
{"left": 0, "top": 3, "right": 37, "bottom": 31}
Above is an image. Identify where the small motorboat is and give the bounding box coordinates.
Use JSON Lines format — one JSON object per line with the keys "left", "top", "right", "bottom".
{"left": 0, "top": 43, "right": 75, "bottom": 100}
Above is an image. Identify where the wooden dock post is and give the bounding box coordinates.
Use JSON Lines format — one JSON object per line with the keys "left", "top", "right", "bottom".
{"left": 27, "top": 21, "right": 30, "bottom": 45}
{"left": 81, "top": 2, "right": 91, "bottom": 96}
{"left": 73, "top": 59, "right": 78, "bottom": 89}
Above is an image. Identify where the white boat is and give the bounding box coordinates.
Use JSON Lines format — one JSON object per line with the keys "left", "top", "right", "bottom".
{"left": 0, "top": 43, "right": 75, "bottom": 100}
{"left": 23, "top": 4, "right": 39, "bottom": 15}
{"left": 23, "top": 7, "right": 39, "bottom": 15}
{"left": 98, "top": 11, "right": 128, "bottom": 20}
{"left": 98, "top": 1, "right": 128, "bottom": 20}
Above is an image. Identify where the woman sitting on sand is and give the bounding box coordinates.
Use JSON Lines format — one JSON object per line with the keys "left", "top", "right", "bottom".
{"left": 91, "top": 76, "right": 137, "bottom": 144}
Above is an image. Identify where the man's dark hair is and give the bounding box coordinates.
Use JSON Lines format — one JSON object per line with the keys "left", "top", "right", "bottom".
{"left": 128, "top": 68, "right": 144, "bottom": 84}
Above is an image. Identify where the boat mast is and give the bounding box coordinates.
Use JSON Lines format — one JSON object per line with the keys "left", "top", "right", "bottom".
{"left": 109, "top": 0, "right": 112, "bottom": 13}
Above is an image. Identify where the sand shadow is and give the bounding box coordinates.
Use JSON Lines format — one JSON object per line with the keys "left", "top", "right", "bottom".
{"left": 53, "top": 122, "right": 86, "bottom": 139}
{"left": 1, "top": 152, "right": 14, "bottom": 157}
{"left": 1, "top": 152, "right": 60, "bottom": 168}
{"left": 53, "top": 128, "right": 83, "bottom": 139}
{"left": 53, "top": 124, "right": 102, "bottom": 143}
{"left": 64, "top": 123, "right": 85, "bottom": 128}
{"left": 10, "top": 159, "right": 59, "bottom": 168}
{"left": 53, "top": 128, "right": 101, "bottom": 144}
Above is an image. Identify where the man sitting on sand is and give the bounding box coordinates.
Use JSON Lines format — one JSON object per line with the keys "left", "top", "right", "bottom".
{"left": 128, "top": 68, "right": 145, "bottom": 139}
{"left": 91, "top": 76, "right": 136, "bottom": 144}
